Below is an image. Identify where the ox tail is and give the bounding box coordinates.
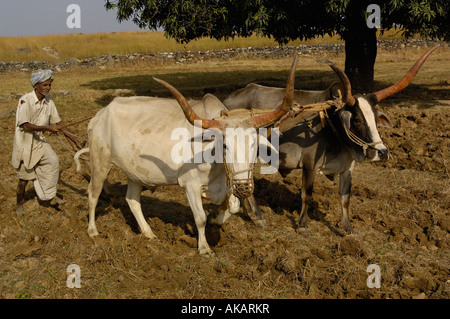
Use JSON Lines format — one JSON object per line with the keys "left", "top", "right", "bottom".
{"left": 73, "top": 147, "right": 115, "bottom": 195}
{"left": 74, "top": 147, "right": 91, "bottom": 181}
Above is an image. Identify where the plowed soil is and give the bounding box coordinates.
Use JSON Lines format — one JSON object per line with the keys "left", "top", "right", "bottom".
{"left": 0, "top": 51, "right": 448, "bottom": 300}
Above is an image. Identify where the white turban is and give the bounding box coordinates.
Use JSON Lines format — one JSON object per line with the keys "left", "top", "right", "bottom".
{"left": 31, "top": 69, "right": 54, "bottom": 87}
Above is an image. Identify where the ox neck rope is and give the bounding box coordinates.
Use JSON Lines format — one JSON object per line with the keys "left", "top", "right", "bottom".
{"left": 223, "top": 155, "right": 255, "bottom": 199}
{"left": 342, "top": 123, "right": 383, "bottom": 156}
{"left": 324, "top": 109, "right": 383, "bottom": 157}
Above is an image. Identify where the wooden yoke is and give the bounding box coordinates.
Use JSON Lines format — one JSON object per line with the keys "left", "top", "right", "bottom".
{"left": 262, "top": 99, "right": 342, "bottom": 138}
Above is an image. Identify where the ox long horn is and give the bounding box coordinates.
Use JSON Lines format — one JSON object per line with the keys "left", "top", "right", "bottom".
{"left": 153, "top": 77, "right": 221, "bottom": 129}
{"left": 250, "top": 54, "right": 298, "bottom": 128}
{"left": 327, "top": 63, "right": 356, "bottom": 106}
{"left": 373, "top": 45, "right": 439, "bottom": 102}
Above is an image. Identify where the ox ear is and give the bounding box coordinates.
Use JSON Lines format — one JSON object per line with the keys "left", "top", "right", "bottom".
{"left": 329, "top": 81, "right": 343, "bottom": 99}
{"left": 340, "top": 110, "right": 352, "bottom": 130}
{"left": 377, "top": 112, "right": 393, "bottom": 128}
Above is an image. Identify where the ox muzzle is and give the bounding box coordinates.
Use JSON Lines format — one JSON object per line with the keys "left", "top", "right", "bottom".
{"left": 366, "top": 144, "right": 389, "bottom": 161}
{"left": 224, "top": 161, "right": 255, "bottom": 199}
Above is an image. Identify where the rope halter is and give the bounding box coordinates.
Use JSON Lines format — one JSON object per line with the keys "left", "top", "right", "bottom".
{"left": 342, "top": 124, "right": 384, "bottom": 157}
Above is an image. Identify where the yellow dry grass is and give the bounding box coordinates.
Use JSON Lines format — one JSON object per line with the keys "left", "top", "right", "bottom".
{"left": 0, "top": 29, "right": 411, "bottom": 63}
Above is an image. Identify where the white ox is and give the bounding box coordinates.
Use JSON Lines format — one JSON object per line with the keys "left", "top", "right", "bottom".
{"left": 223, "top": 81, "right": 342, "bottom": 110}
{"left": 76, "top": 56, "right": 298, "bottom": 256}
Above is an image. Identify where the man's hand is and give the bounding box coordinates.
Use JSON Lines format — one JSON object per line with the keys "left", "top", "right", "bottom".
{"left": 46, "top": 125, "right": 60, "bottom": 134}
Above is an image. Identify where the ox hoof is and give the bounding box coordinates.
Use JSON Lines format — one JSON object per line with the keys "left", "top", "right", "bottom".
{"left": 145, "top": 235, "right": 159, "bottom": 242}
{"left": 296, "top": 227, "right": 312, "bottom": 236}
{"left": 88, "top": 227, "right": 99, "bottom": 238}
{"left": 16, "top": 206, "right": 25, "bottom": 217}
{"left": 199, "top": 249, "right": 216, "bottom": 258}
{"left": 255, "top": 218, "right": 267, "bottom": 227}
{"left": 344, "top": 225, "right": 354, "bottom": 234}
{"left": 340, "top": 220, "right": 353, "bottom": 234}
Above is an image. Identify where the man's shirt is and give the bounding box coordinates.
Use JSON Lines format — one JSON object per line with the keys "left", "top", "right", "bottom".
{"left": 12, "top": 90, "right": 61, "bottom": 169}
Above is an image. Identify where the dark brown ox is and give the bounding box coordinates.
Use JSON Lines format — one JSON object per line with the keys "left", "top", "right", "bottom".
{"left": 234, "top": 46, "right": 438, "bottom": 233}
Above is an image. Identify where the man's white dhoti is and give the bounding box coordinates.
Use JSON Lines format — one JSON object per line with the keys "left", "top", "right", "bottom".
{"left": 17, "top": 143, "right": 59, "bottom": 201}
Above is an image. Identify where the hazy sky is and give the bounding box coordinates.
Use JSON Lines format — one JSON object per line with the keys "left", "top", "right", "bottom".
{"left": 0, "top": 0, "right": 144, "bottom": 37}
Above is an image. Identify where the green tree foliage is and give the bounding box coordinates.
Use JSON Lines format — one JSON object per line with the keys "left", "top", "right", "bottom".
{"left": 105, "top": 0, "right": 449, "bottom": 87}
{"left": 106, "top": 0, "right": 448, "bottom": 43}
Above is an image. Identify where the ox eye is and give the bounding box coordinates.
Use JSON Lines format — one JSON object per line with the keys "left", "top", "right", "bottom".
{"left": 353, "top": 118, "right": 362, "bottom": 124}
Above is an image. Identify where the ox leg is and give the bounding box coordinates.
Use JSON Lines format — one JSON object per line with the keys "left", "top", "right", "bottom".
{"left": 243, "top": 196, "right": 267, "bottom": 227}
{"left": 209, "top": 194, "right": 240, "bottom": 226}
{"left": 87, "top": 180, "right": 103, "bottom": 237}
{"left": 339, "top": 169, "right": 353, "bottom": 233}
{"left": 298, "top": 168, "right": 315, "bottom": 233}
{"left": 87, "top": 159, "right": 112, "bottom": 237}
{"left": 125, "top": 180, "right": 157, "bottom": 240}
{"left": 185, "top": 185, "right": 215, "bottom": 257}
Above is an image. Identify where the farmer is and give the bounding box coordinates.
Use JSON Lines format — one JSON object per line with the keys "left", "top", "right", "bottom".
{"left": 12, "top": 69, "right": 82, "bottom": 216}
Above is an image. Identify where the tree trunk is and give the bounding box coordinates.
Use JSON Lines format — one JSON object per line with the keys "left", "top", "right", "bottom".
{"left": 343, "top": 1, "right": 378, "bottom": 92}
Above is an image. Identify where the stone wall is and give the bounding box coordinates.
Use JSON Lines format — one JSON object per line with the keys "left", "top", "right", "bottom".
{"left": 0, "top": 39, "right": 445, "bottom": 74}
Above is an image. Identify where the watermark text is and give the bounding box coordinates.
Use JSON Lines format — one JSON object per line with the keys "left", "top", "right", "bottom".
{"left": 367, "top": 264, "right": 381, "bottom": 288}
{"left": 67, "top": 264, "right": 81, "bottom": 288}
{"left": 67, "top": 4, "right": 81, "bottom": 29}
{"left": 367, "top": 4, "right": 381, "bottom": 29}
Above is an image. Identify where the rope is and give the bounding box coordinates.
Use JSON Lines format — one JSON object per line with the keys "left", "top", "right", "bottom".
{"left": 273, "top": 101, "right": 304, "bottom": 128}
{"left": 268, "top": 98, "right": 382, "bottom": 157}
{"left": 342, "top": 125, "right": 383, "bottom": 156}
{"left": 322, "top": 108, "right": 383, "bottom": 156}
{"left": 272, "top": 100, "right": 338, "bottom": 135}
{"left": 56, "top": 132, "right": 88, "bottom": 159}
{"left": 50, "top": 116, "right": 94, "bottom": 160}
{"left": 53, "top": 116, "right": 91, "bottom": 159}
{"left": 57, "top": 133, "right": 78, "bottom": 155}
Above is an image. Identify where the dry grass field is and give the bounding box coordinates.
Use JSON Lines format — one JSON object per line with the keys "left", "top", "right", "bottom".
{"left": 0, "top": 29, "right": 412, "bottom": 62}
{"left": 0, "top": 35, "right": 448, "bottom": 301}
{"left": 0, "top": 31, "right": 328, "bottom": 62}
